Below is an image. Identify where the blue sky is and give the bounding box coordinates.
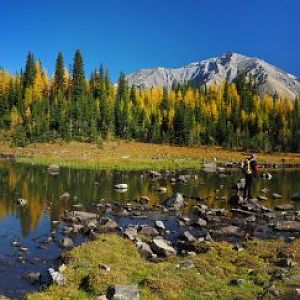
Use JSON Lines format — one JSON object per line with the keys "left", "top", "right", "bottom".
{"left": 1, "top": 0, "right": 299, "bottom": 81}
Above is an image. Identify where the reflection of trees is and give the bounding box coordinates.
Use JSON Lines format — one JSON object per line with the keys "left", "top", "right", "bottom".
{"left": 0, "top": 162, "right": 299, "bottom": 238}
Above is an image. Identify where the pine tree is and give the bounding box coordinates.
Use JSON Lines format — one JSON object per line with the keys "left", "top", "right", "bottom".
{"left": 23, "top": 52, "right": 36, "bottom": 89}
{"left": 54, "top": 51, "right": 65, "bottom": 94}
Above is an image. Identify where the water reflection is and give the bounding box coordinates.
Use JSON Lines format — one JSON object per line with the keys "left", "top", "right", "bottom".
{"left": 0, "top": 162, "right": 299, "bottom": 238}
{"left": 0, "top": 162, "right": 300, "bottom": 297}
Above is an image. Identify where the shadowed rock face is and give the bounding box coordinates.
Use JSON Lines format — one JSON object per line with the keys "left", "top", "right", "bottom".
{"left": 126, "top": 52, "right": 300, "bottom": 100}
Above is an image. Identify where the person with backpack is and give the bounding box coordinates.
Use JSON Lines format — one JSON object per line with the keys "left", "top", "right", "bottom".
{"left": 241, "top": 154, "right": 259, "bottom": 201}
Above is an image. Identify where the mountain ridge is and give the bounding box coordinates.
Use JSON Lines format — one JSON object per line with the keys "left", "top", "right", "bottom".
{"left": 126, "top": 52, "right": 300, "bottom": 100}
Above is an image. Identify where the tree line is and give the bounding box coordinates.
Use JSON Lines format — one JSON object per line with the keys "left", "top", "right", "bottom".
{"left": 0, "top": 50, "right": 299, "bottom": 152}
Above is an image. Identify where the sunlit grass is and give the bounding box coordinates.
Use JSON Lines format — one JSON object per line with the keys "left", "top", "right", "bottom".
{"left": 1, "top": 140, "right": 300, "bottom": 171}
{"left": 27, "top": 235, "right": 300, "bottom": 300}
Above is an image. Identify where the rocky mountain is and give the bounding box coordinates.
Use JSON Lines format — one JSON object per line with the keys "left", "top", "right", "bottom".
{"left": 126, "top": 52, "right": 300, "bottom": 100}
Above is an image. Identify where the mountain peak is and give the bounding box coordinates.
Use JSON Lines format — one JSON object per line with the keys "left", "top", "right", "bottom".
{"left": 126, "top": 53, "right": 300, "bottom": 99}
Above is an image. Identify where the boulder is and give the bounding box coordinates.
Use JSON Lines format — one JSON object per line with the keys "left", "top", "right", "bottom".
{"left": 48, "top": 268, "right": 65, "bottom": 285}
{"left": 151, "top": 237, "right": 176, "bottom": 257}
{"left": 154, "top": 220, "right": 165, "bottom": 230}
{"left": 114, "top": 184, "right": 128, "bottom": 190}
{"left": 124, "top": 226, "right": 138, "bottom": 240}
{"left": 272, "top": 193, "right": 283, "bottom": 199}
{"left": 136, "top": 241, "right": 154, "bottom": 258}
{"left": 108, "top": 285, "right": 140, "bottom": 300}
{"left": 163, "top": 193, "right": 184, "bottom": 210}
{"left": 274, "top": 221, "right": 300, "bottom": 232}
{"left": 71, "top": 211, "right": 97, "bottom": 222}
{"left": 138, "top": 226, "right": 159, "bottom": 237}
{"left": 181, "top": 231, "right": 195, "bottom": 243}
{"left": 61, "top": 237, "right": 74, "bottom": 249}
{"left": 195, "top": 218, "right": 207, "bottom": 227}
{"left": 215, "top": 225, "right": 242, "bottom": 237}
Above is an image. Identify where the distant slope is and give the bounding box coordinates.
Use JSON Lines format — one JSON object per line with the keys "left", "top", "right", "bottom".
{"left": 126, "top": 52, "right": 300, "bottom": 99}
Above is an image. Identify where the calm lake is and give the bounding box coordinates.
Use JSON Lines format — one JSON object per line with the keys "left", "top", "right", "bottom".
{"left": 0, "top": 161, "right": 299, "bottom": 298}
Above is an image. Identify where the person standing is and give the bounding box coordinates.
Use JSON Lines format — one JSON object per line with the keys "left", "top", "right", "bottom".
{"left": 241, "top": 154, "right": 259, "bottom": 201}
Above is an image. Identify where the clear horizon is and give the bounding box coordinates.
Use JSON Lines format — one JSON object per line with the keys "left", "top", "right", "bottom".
{"left": 1, "top": 0, "right": 299, "bottom": 81}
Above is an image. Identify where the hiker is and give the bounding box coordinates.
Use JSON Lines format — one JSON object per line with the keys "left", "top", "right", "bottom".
{"left": 241, "top": 154, "right": 259, "bottom": 201}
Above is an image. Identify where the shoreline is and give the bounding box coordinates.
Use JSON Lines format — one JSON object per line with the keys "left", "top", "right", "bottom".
{"left": 0, "top": 140, "right": 300, "bottom": 171}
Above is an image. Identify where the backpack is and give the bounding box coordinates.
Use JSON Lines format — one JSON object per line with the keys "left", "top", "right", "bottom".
{"left": 251, "top": 161, "right": 259, "bottom": 174}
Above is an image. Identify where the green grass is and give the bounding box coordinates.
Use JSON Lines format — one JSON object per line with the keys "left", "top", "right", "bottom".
{"left": 27, "top": 234, "right": 300, "bottom": 300}
{"left": 16, "top": 156, "right": 203, "bottom": 171}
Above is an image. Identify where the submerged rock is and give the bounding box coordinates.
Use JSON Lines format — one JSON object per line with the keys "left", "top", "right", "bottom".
{"left": 163, "top": 193, "right": 184, "bottom": 210}
{"left": 26, "top": 272, "right": 41, "bottom": 284}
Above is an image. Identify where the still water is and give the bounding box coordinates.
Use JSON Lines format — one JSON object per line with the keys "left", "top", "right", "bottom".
{"left": 0, "top": 162, "right": 299, "bottom": 298}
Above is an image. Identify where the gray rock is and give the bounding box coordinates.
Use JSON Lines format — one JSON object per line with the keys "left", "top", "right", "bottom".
{"left": 138, "top": 226, "right": 159, "bottom": 237}
{"left": 163, "top": 193, "right": 184, "bottom": 210}
{"left": 182, "top": 231, "right": 195, "bottom": 243}
{"left": 61, "top": 237, "right": 73, "bottom": 249}
{"left": 195, "top": 218, "right": 207, "bottom": 227}
{"left": 151, "top": 237, "right": 176, "bottom": 257}
{"left": 108, "top": 284, "right": 140, "bottom": 300}
{"left": 215, "top": 225, "right": 242, "bottom": 237}
{"left": 136, "top": 241, "right": 154, "bottom": 258}
{"left": 154, "top": 220, "right": 165, "bottom": 230}
{"left": 275, "top": 204, "right": 295, "bottom": 211}
{"left": 72, "top": 211, "right": 97, "bottom": 222}
{"left": 178, "top": 259, "right": 195, "bottom": 270}
{"left": 274, "top": 221, "right": 300, "bottom": 232}
{"left": 124, "top": 226, "right": 138, "bottom": 240}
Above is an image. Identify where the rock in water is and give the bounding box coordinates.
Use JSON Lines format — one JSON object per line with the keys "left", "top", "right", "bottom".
{"left": 114, "top": 183, "right": 128, "bottom": 190}
{"left": 61, "top": 237, "right": 74, "bottom": 249}
{"left": 48, "top": 164, "right": 60, "bottom": 175}
{"left": 17, "top": 198, "right": 28, "bottom": 206}
{"left": 291, "top": 192, "right": 300, "bottom": 201}
{"left": 163, "top": 193, "right": 184, "bottom": 210}
{"left": 151, "top": 237, "right": 177, "bottom": 257}
{"left": 26, "top": 272, "right": 41, "bottom": 284}
{"left": 274, "top": 221, "right": 300, "bottom": 232}
{"left": 108, "top": 285, "right": 140, "bottom": 300}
